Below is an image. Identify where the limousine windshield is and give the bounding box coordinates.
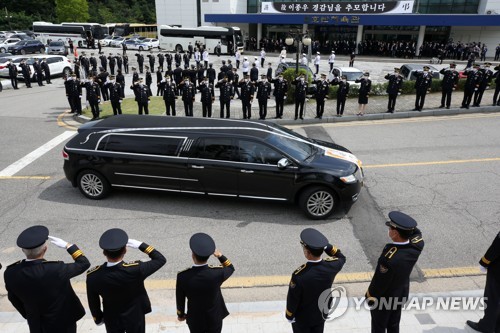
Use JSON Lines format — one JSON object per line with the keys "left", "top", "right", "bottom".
{"left": 266, "top": 134, "right": 317, "bottom": 162}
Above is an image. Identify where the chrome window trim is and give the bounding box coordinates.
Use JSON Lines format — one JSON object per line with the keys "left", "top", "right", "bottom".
{"left": 95, "top": 133, "right": 188, "bottom": 157}
{"left": 114, "top": 172, "right": 198, "bottom": 182}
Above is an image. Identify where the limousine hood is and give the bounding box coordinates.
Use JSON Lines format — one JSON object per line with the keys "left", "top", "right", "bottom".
{"left": 310, "top": 149, "right": 360, "bottom": 176}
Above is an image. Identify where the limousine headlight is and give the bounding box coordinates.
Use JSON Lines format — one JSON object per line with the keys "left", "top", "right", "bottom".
{"left": 340, "top": 174, "right": 357, "bottom": 184}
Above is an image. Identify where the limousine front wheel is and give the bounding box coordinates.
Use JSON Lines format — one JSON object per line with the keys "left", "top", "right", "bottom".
{"left": 77, "top": 170, "right": 110, "bottom": 200}
{"left": 299, "top": 186, "right": 337, "bottom": 220}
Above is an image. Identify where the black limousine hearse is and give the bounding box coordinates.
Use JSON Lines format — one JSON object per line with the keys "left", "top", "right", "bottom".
{"left": 63, "top": 115, "right": 363, "bottom": 219}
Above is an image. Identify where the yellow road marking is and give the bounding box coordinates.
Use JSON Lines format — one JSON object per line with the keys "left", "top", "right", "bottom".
{"left": 73, "top": 266, "right": 481, "bottom": 291}
{"left": 0, "top": 176, "right": 51, "bottom": 180}
{"left": 57, "top": 111, "right": 78, "bottom": 131}
{"left": 364, "top": 157, "right": 500, "bottom": 169}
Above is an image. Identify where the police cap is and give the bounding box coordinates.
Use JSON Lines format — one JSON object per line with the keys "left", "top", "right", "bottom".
{"left": 17, "top": 225, "right": 49, "bottom": 249}
{"left": 109, "top": 75, "right": 116, "bottom": 80}
{"left": 423, "top": 66, "right": 430, "bottom": 71}
{"left": 450, "top": 63, "right": 457, "bottom": 68}
{"left": 484, "top": 62, "right": 492, "bottom": 66}
{"left": 385, "top": 211, "right": 417, "bottom": 231}
{"left": 99, "top": 228, "right": 128, "bottom": 251}
{"left": 300, "top": 228, "right": 328, "bottom": 250}
{"left": 321, "top": 73, "right": 327, "bottom": 77}
{"left": 190, "top": 233, "right": 215, "bottom": 257}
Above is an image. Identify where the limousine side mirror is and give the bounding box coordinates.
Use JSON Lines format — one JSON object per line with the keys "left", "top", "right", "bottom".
{"left": 277, "top": 158, "right": 291, "bottom": 169}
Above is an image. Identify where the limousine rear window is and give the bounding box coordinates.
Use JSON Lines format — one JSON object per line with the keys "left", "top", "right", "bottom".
{"left": 97, "top": 134, "right": 184, "bottom": 157}
{"left": 192, "top": 138, "right": 237, "bottom": 161}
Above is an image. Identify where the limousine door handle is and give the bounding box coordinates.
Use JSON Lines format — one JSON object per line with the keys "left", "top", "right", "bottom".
{"left": 240, "top": 169, "right": 254, "bottom": 174}
{"left": 191, "top": 165, "right": 205, "bottom": 169}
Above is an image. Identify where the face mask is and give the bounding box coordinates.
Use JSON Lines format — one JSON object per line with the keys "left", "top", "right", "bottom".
{"left": 110, "top": 80, "right": 115, "bottom": 84}
{"left": 204, "top": 80, "right": 208, "bottom": 84}
{"left": 166, "top": 79, "right": 171, "bottom": 83}
{"left": 300, "top": 78, "right": 305, "bottom": 82}
{"left": 342, "top": 79, "right": 346, "bottom": 83}
{"left": 185, "top": 79, "right": 190, "bottom": 83}
{"left": 263, "top": 79, "right": 267, "bottom": 83}
{"left": 245, "top": 79, "right": 249, "bottom": 83}
{"left": 279, "top": 77, "right": 283, "bottom": 81}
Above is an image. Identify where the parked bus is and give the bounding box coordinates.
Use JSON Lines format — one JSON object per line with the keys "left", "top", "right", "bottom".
{"left": 158, "top": 25, "right": 244, "bottom": 54}
{"left": 33, "top": 22, "right": 103, "bottom": 48}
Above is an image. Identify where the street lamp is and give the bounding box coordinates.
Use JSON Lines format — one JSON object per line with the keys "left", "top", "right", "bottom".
{"left": 285, "top": 29, "right": 312, "bottom": 74}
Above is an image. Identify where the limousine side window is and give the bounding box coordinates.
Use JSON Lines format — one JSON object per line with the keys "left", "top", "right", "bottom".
{"left": 238, "top": 140, "right": 282, "bottom": 165}
{"left": 192, "top": 138, "right": 237, "bottom": 161}
{"left": 97, "top": 134, "right": 183, "bottom": 156}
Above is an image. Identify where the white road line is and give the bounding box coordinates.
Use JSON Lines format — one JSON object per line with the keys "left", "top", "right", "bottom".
{"left": 0, "top": 131, "right": 75, "bottom": 177}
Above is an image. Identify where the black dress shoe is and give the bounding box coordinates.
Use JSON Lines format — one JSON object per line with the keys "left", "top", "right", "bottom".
{"left": 299, "top": 117, "right": 303, "bottom": 120}
{"left": 446, "top": 106, "right": 450, "bottom": 109}
{"left": 412, "top": 108, "right": 418, "bottom": 111}
{"left": 439, "top": 105, "right": 444, "bottom": 108}
{"left": 466, "top": 320, "right": 486, "bottom": 332}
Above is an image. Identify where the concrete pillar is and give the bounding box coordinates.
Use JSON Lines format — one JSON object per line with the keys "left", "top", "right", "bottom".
{"left": 416, "top": 25, "right": 426, "bottom": 56}
{"left": 257, "top": 23, "right": 262, "bottom": 47}
{"left": 356, "top": 25, "right": 363, "bottom": 54}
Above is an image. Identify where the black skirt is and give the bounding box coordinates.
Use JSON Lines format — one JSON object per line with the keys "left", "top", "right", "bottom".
{"left": 358, "top": 93, "right": 369, "bottom": 104}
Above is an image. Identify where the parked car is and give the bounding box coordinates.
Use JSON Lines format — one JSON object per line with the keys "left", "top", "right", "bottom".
{"left": 0, "top": 38, "right": 21, "bottom": 53}
{"left": 276, "top": 61, "right": 314, "bottom": 77}
{"left": 328, "top": 66, "right": 364, "bottom": 85}
{"left": 8, "top": 40, "right": 45, "bottom": 55}
{"left": 142, "top": 38, "right": 159, "bottom": 49}
{"left": 47, "top": 41, "right": 68, "bottom": 56}
{"left": 123, "top": 40, "right": 151, "bottom": 51}
{"left": 10, "top": 33, "right": 32, "bottom": 40}
{"left": 399, "top": 64, "right": 440, "bottom": 81}
{"left": 0, "top": 52, "right": 12, "bottom": 58}
{"left": 63, "top": 116, "right": 363, "bottom": 219}
{"left": 109, "top": 37, "right": 125, "bottom": 47}
{"left": 99, "top": 35, "right": 114, "bottom": 46}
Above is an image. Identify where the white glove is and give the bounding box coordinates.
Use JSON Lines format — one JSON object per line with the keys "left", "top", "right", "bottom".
{"left": 48, "top": 236, "right": 69, "bottom": 249}
{"left": 479, "top": 265, "right": 487, "bottom": 273}
{"left": 287, "top": 318, "right": 296, "bottom": 324}
{"left": 127, "top": 239, "right": 142, "bottom": 249}
{"left": 119, "top": 100, "right": 122, "bottom": 103}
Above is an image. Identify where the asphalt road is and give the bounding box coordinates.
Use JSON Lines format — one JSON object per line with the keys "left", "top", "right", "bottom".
{"left": 0, "top": 76, "right": 499, "bottom": 287}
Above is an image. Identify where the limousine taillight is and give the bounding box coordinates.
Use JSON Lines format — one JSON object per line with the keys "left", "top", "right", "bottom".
{"left": 62, "top": 149, "right": 69, "bottom": 161}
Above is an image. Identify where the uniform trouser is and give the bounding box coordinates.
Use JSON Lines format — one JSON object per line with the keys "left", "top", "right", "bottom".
{"left": 89, "top": 100, "right": 99, "bottom": 118}
{"left": 10, "top": 77, "right": 18, "bottom": 89}
{"left": 276, "top": 98, "right": 285, "bottom": 117}
{"left": 71, "top": 96, "right": 82, "bottom": 114}
{"left": 462, "top": 89, "right": 474, "bottom": 107}
{"left": 493, "top": 85, "right": 500, "bottom": 105}
{"left": 387, "top": 94, "right": 398, "bottom": 112}
{"left": 295, "top": 100, "right": 305, "bottom": 119}
{"left": 204, "top": 61, "right": 208, "bottom": 68}
{"left": 261, "top": 59, "right": 265, "bottom": 68}
{"left": 202, "top": 102, "right": 212, "bottom": 117}
{"left": 184, "top": 100, "right": 193, "bottom": 116}
{"left": 150, "top": 63, "right": 154, "bottom": 72}
{"left": 138, "top": 63, "right": 143, "bottom": 73}
{"left": 316, "top": 98, "right": 325, "bottom": 117}
{"left": 315, "top": 64, "right": 319, "bottom": 74}
{"left": 44, "top": 71, "right": 51, "bottom": 83}
{"left": 371, "top": 307, "right": 403, "bottom": 333}
{"left": 292, "top": 321, "right": 325, "bottom": 333}
{"left": 164, "top": 99, "right": 176, "bottom": 115}
{"left": 24, "top": 75, "right": 31, "bottom": 87}
{"left": 236, "top": 60, "right": 240, "bottom": 69}
{"left": 104, "top": 316, "right": 145, "bottom": 333}
{"left": 329, "top": 63, "right": 334, "bottom": 71}
{"left": 337, "top": 98, "right": 346, "bottom": 115}
{"left": 124, "top": 64, "right": 129, "bottom": 74}
{"left": 477, "top": 272, "right": 500, "bottom": 333}
{"left": 258, "top": 99, "right": 268, "bottom": 119}
{"left": 101, "top": 64, "right": 107, "bottom": 72}
{"left": 242, "top": 101, "right": 252, "bottom": 119}
{"left": 138, "top": 102, "right": 149, "bottom": 115}
{"left": 473, "top": 88, "right": 486, "bottom": 106}
{"left": 220, "top": 101, "right": 230, "bottom": 118}
{"left": 36, "top": 72, "right": 43, "bottom": 86}
{"left": 233, "top": 85, "right": 240, "bottom": 98}
{"left": 415, "top": 91, "right": 427, "bottom": 110}
{"left": 187, "top": 322, "right": 222, "bottom": 333}
{"left": 100, "top": 86, "right": 109, "bottom": 101}
{"left": 159, "top": 61, "right": 164, "bottom": 70}
{"left": 111, "top": 100, "right": 122, "bottom": 115}
{"left": 441, "top": 89, "right": 452, "bottom": 107}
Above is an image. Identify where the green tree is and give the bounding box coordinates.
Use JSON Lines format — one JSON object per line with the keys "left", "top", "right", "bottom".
{"left": 55, "top": 0, "right": 90, "bottom": 22}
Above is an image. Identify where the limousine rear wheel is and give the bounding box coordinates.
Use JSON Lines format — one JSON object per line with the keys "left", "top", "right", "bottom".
{"left": 77, "top": 170, "right": 110, "bottom": 200}
{"left": 299, "top": 186, "right": 337, "bottom": 220}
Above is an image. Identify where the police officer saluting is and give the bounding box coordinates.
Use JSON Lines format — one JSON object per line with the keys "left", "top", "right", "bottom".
{"left": 272, "top": 74, "right": 288, "bottom": 119}
{"left": 81, "top": 75, "right": 101, "bottom": 120}
{"left": 313, "top": 73, "right": 330, "bottom": 119}
{"left": 4, "top": 225, "right": 90, "bottom": 333}
{"left": 439, "top": 63, "right": 459, "bottom": 109}
{"left": 86, "top": 228, "right": 166, "bottom": 333}
{"left": 286, "top": 228, "right": 346, "bottom": 333}
{"left": 180, "top": 76, "right": 196, "bottom": 117}
{"left": 161, "top": 74, "right": 178, "bottom": 116}
{"left": 292, "top": 74, "right": 308, "bottom": 120}
{"left": 104, "top": 75, "right": 124, "bottom": 116}
{"left": 215, "top": 75, "right": 234, "bottom": 118}
{"left": 385, "top": 68, "right": 403, "bottom": 113}
{"left": 466, "top": 231, "right": 500, "bottom": 333}
{"left": 176, "top": 233, "right": 235, "bottom": 333}
{"left": 130, "top": 78, "right": 151, "bottom": 115}
{"left": 197, "top": 76, "right": 215, "bottom": 117}
{"left": 365, "top": 212, "right": 424, "bottom": 333}
{"left": 413, "top": 66, "right": 432, "bottom": 111}
{"left": 461, "top": 64, "right": 483, "bottom": 109}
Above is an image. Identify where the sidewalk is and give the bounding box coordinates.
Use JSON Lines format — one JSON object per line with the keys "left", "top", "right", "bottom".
{"left": 0, "top": 275, "right": 488, "bottom": 332}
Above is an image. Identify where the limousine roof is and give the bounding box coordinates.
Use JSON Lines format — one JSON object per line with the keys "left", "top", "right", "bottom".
{"left": 79, "top": 115, "right": 284, "bottom": 137}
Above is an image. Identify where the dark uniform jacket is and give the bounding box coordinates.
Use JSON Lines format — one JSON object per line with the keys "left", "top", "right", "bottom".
{"left": 207, "top": 68, "right": 216, "bottom": 82}
{"left": 313, "top": 79, "right": 330, "bottom": 100}
{"left": 439, "top": 68, "right": 459, "bottom": 91}
{"left": 176, "top": 256, "right": 235, "bottom": 331}
{"left": 135, "top": 53, "right": 144, "bottom": 65}
{"left": 131, "top": 84, "right": 151, "bottom": 103}
{"left": 463, "top": 69, "right": 483, "bottom": 91}
{"left": 162, "top": 81, "right": 178, "bottom": 101}
{"left": 292, "top": 79, "right": 308, "bottom": 102}
{"left": 197, "top": 82, "right": 215, "bottom": 103}
{"left": 250, "top": 66, "right": 259, "bottom": 82}
{"left": 65, "top": 79, "right": 82, "bottom": 98}
{"left": 41, "top": 61, "right": 50, "bottom": 77}
{"left": 99, "top": 55, "right": 107, "bottom": 67}
{"left": 479, "top": 68, "right": 493, "bottom": 89}
{"left": 256, "top": 81, "right": 272, "bottom": 101}
{"left": 173, "top": 67, "right": 183, "bottom": 85}
{"left": 180, "top": 82, "right": 196, "bottom": 102}
{"left": 272, "top": 78, "right": 288, "bottom": 99}
{"left": 105, "top": 82, "right": 124, "bottom": 101}
{"left": 86, "top": 243, "right": 166, "bottom": 326}
{"left": 215, "top": 80, "right": 234, "bottom": 102}
{"left": 385, "top": 73, "right": 403, "bottom": 95}
{"left": 7, "top": 63, "right": 18, "bottom": 78}
{"left": 479, "top": 231, "right": 500, "bottom": 285}
{"left": 331, "top": 78, "right": 350, "bottom": 99}
{"left": 4, "top": 245, "right": 90, "bottom": 333}
{"left": 286, "top": 245, "right": 346, "bottom": 325}
{"left": 414, "top": 72, "right": 433, "bottom": 92}
{"left": 20, "top": 63, "right": 31, "bottom": 78}
{"left": 83, "top": 81, "right": 101, "bottom": 102}
{"left": 356, "top": 77, "right": 372, "bottom": 96}
{"left": 239, "top": 81, "right": 255, "bottom": 102}
{"left": 366, "top": 230, "right": 424, "bottom": 303}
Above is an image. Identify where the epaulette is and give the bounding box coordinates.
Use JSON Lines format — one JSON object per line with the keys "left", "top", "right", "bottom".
{"left": 384, "top": 246, "right": 398, "bottom": 260}
{"left": 7, "top": 260, "right": 22, "bottom": 268}
{"left": 294, "top": 263, "right": 306, "bottom": 275}
{"left": 209, "top": 265, "right": 223, "bottom": 269}
{"left": 411, "top": 235, "right": 424, "bottom": 244}
{"left": 177, "top": 267, "right": 191, "bottom": 274}
{"left": 87, "top": 265, "right": 101, "bottom": 275}
{"left": 325, "top": 257, "right": 339, "bottom": 262}
{"left": 122, "top": 261, "right": 140, "bottom": 267}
